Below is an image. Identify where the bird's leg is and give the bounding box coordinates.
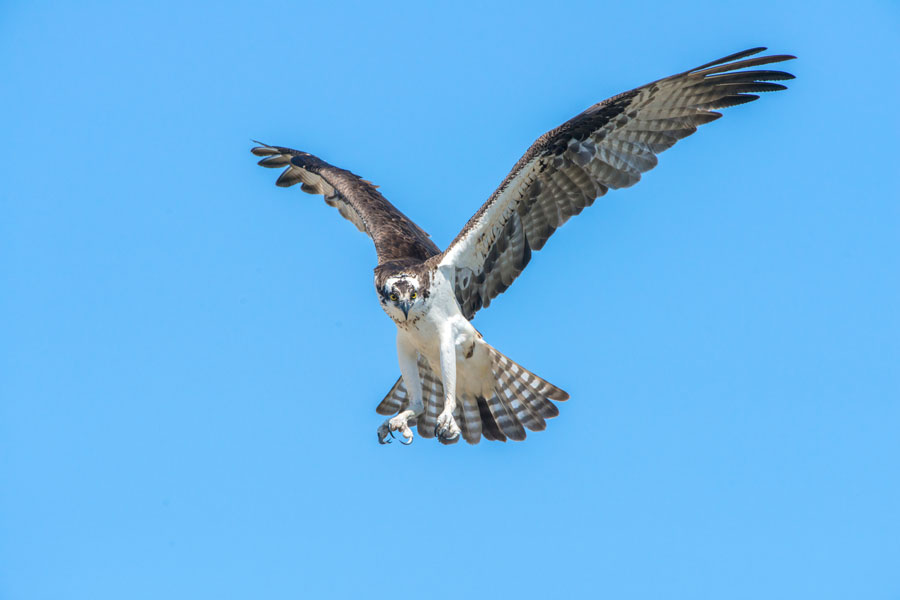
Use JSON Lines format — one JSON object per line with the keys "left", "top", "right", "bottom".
{"left": 377, "top": 334, "right": 424, "bottom": 445}
{"left": 434, "top": 330, "right": 461, "bottom": 444}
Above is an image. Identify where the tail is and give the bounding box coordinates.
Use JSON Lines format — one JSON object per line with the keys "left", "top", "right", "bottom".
{"left": 376, "top": 347, "right": 568, "bottom": 444}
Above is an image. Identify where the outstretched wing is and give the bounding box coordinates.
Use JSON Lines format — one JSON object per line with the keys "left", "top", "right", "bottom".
{"left": 252, "top": 143, "right": 440, "bottom": 264}
{"left": 438, "top": 48, "right": 795, "bottom": 319}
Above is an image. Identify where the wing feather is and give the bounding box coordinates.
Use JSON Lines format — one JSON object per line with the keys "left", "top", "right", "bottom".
{"left": 252, "top": 143, "right": 440, "bottom": 264}
{"left": 436, "top": 48, "right": 794, "bottom": 318}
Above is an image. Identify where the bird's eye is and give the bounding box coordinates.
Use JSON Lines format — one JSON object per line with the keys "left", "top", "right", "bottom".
{"left": 410, "top": 292, "right": 417, "bottom": 299}
{"left": 389, "top": 293, "right": 398, "bottom": 301}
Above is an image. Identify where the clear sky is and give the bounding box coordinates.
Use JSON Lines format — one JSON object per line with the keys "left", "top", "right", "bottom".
{"left": 1, "top": 1, "right": 898, "bottom": 598}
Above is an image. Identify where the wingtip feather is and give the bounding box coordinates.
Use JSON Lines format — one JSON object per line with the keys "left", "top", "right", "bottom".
{"left": 690, "top": 47, "right": 767, "bottom": 72}
{"left": 251, "top": 142, "right": 278, "bottom": 157}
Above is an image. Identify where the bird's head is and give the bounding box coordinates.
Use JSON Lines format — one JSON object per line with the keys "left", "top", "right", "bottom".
{"left": 380, "top": 274, "right": 425, "bottom": 322}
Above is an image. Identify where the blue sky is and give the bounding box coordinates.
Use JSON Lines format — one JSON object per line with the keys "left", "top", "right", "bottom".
{"left": 1, "top": 1, "right": 898, "bottom": 598}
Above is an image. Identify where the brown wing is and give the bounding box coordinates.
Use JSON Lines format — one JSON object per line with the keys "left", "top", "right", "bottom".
{"left": 252, "top": 143, "right": 440, "bottom": 264}
{"left": 437, "top": 48, "right": 795, "bottom": 319}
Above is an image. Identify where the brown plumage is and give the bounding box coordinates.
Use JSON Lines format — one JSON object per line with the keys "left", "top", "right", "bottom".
{"left": 251, "top": 144, "right": 440, "bottom": 264}
{"left": 251, "top": 48, "right": 795, "bottom": 444}
{"left": 440, "top": 47, "right": 795, "bottom": 319}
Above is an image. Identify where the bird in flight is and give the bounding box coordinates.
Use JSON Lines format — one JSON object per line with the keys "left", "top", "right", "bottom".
{"left": 251, "top": 47, "right": 794, "bottom": 446}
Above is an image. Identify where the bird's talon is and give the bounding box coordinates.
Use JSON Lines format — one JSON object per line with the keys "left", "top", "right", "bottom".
{"left": 377, "top": 423, "right": 393, "bottom": 445}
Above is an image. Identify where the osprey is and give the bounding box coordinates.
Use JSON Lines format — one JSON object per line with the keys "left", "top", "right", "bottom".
{"left": 251, "top": 48, "right": 794, "bottom": 445}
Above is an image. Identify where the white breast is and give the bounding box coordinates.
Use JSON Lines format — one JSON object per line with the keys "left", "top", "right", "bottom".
{"left": 396, "top": 269, "right": 493, "bottom": 399}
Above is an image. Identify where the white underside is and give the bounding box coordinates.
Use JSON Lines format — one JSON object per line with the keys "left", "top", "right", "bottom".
{"left": 396, "top": 267, "right": 494, "bottom": 400}
{"left": 378, "top": 267, "right": 495, "bottom": 443}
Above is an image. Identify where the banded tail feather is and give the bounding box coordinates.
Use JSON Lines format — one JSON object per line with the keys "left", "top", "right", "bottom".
{"left": 456, "top": 394, "right": 483, "bottom": 445}
{"left": 486, "top": 347, "right": 568, "bottom": 442}
{"left": 376, "top": 355, "right": 445, "bottom": 439}
{"left": 375, "top": 347, "right": 568, "bottom": 444}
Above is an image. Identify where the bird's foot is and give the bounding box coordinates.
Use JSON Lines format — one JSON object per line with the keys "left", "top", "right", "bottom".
{"left": 434, "top": 412, "right": 461, "bottom": 445}
{"left": 377, "top": 413, "right": 415, "bottom": 445}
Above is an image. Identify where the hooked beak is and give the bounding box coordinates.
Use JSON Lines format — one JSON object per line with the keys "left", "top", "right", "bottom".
{"left": 399, "top": 300, "right": 412, "bottom": 319}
